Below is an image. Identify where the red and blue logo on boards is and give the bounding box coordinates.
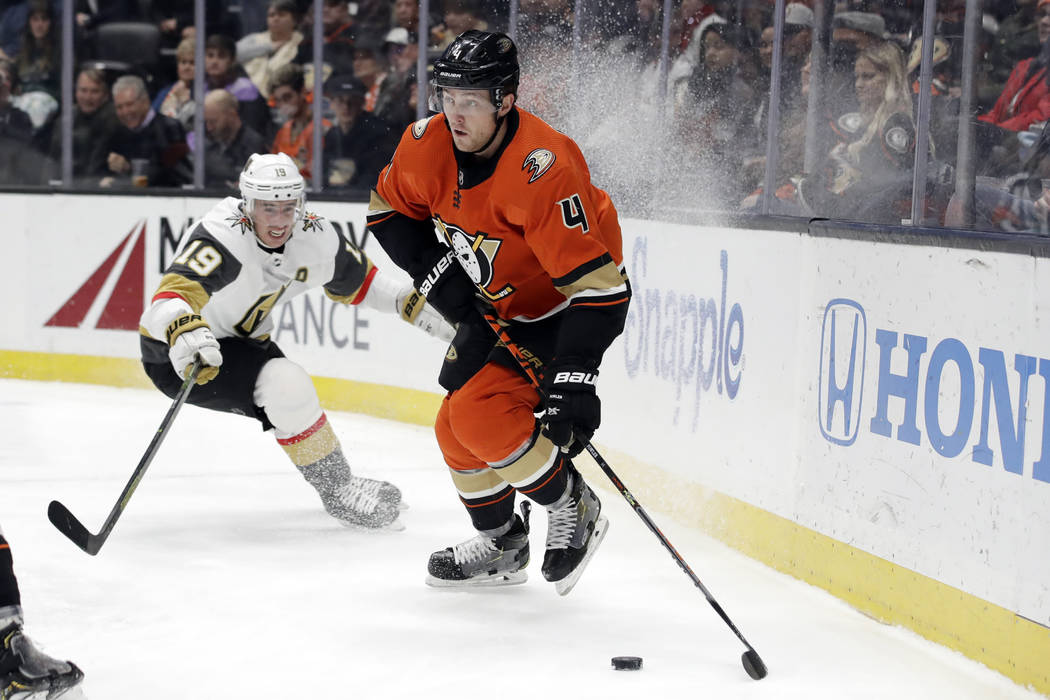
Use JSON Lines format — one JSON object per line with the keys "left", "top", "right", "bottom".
{"left": 45, "top": 220, "right": 146, "bottom": 331}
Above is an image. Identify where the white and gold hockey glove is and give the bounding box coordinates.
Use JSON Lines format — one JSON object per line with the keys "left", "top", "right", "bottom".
{"left": 397, "top": 283, "right": 456, "bottom": 342}
{"left": 166, "top": 313, "right": 223, "bottom": 384}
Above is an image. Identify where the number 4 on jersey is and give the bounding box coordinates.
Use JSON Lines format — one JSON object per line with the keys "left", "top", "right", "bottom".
{"left": 557, "top": 194, "right": 590, "bottom": 234}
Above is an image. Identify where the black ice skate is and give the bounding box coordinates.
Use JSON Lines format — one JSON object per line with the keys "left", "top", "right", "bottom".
{"left": 427, "top": 503, "right": 531, "bottom": 588}
{"left": 0, "top": 622, "right": 83, "bottom": 700}
{"left": 541, "top": 475, "right": 609, "bottom": 596}
{"left": 320, "top": 475, "right": 403, "bottom": 529}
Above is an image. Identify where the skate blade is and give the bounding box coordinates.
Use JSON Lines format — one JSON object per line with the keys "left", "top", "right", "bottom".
{"left": 336, "top": 516, "right": 405, "bottom": 532}
{"left": 6, "top": 682, "right": 86, "bottom": 700}
{"left": 425, "top": 570, "right": 528, "bottom": 588}
{"left": 554, "top": 515, "right": 609, "bottom": 596}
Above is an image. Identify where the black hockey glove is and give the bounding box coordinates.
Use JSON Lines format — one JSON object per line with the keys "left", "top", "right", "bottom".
{"left": 413, "top": 249, "right": 476, "bottom": 324}
{"left": 542, "top": 362, "right": 601, "bottom": 457}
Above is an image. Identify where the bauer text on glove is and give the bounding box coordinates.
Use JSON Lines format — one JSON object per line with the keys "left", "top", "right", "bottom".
{"left": 542, "top": 364, "right": 601, "bottom": 456}
{"left": 166, "top": 313, "right": 222, "bottom": 384}
{"left": 413, "top": 249, "right": 476, "bottom": 324}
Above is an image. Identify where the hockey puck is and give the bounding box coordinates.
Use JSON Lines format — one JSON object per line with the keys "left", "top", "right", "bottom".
{"left": 742, "top": 650, "right": 768, "bottom": 680}
{"left": 611, "top": 656, "right": 643, "bottom": 671}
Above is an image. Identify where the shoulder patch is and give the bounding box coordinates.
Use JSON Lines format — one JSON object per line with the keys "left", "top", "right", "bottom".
{"left": 837, "top": 112, "right": 864, "bottom": 134}
{"left": 523, "top": 148, "right": 556, "bottom": 183}
{"left": 412, "top": 116, "right": 435, "bottom": 140}
{"left": 301, "top": 211, "right": 325, "bottom": 232}
{"left": 884, "top": 125, "right": 911, "bottom": 154}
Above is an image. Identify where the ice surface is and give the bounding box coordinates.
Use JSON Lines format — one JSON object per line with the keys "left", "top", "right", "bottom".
{"left": 0, "top": 379, "right": 1043, "bottom": 699}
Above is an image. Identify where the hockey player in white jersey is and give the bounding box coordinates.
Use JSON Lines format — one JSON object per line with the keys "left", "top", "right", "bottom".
{"left": 139, "top": 153, "right": 454, "bottom": 529}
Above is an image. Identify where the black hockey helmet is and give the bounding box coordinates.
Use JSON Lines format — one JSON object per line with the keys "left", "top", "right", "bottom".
{"left": 432, "top": 30, "right": 519, "bottom": 109}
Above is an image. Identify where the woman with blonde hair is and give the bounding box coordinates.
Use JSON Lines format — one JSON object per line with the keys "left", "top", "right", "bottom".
{"left": 746, "top": 41, "right": 920, "bottom": 224}
{"left": 820, "top": 41, "right": 915, "bottom": 195}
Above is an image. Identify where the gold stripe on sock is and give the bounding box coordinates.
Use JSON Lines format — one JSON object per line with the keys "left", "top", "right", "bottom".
{"left": 278, "top": 416, "right": 339, "bottom": 467}
{"left": 493, "top": 434, "right": 559, "bottom": 489}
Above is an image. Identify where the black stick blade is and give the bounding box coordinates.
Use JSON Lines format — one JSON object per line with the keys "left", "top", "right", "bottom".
{"left": 742, "top": 650, "right": 768, "bottom": 680}
{"left": 48, "top": 501, "right": 101, "bottom": 556}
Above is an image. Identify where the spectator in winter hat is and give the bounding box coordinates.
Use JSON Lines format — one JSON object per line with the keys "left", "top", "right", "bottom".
{"left": 832, "top": 11, "right": 887, "bottom": 47}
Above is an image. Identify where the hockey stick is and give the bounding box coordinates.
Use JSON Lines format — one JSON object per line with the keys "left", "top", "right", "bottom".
{"left": 48, "top": 357, "right": 203, "bottom": 556}
{"left": 478, "top": 309, "right": 768, "bottom": 680}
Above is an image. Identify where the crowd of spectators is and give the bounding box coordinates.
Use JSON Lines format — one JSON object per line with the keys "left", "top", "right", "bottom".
{"left": 2, "top": 0, "right": 1050, "bottom": 233}
{"left": 0, "top": 0, "right": 510, "bottom": 190}
{"left": 569, "top": 0, "right": 1050, "bottom": 230}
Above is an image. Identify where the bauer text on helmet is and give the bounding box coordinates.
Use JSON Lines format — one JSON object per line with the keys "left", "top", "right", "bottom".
{"left": 431, "top": 30, "right": 519, "bottom": 110}
{"left": 430, "top": 30, "right": 519, "bottom": 155}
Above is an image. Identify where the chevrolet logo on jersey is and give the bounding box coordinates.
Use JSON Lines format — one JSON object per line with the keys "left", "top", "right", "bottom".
{"left": 523, "top": 148, "right": 555, "bottom": 183}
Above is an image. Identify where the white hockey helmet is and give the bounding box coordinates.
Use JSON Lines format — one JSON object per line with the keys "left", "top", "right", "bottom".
{"left": 238, "top": 153, "right": 306, "bottom": 220}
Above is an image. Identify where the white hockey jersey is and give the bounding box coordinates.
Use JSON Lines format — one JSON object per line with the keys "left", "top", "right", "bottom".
{"left": 140, "top": 197, "right": 376, "bottom": 361}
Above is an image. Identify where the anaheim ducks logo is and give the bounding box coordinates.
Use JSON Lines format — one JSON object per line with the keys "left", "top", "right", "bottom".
{"left": 837, "top": 112, "right": 865, "bottom": 135}
{"left": 412, "top": 116, "right": 434, "bottom": 139}
{"left": 884, "top": 126, "right": 912, "bottom": 154}
{"left": 434, "top": 218, "right": 515, "bottom": 301}
{"left": 225, "top": 211, "right": 254, "bottom": 234}
{"left": 523, "top": 148, "right": 555, "bottom": 183}
{"left": 301, "top": 211, "right": 324, "bottom": 232}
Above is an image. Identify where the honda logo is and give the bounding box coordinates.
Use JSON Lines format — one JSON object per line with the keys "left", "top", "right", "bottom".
{"left": 818, "top": 299, "right": 866, "bottom": 446}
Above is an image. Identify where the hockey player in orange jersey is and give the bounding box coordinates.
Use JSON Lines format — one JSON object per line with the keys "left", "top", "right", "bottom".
{"left": 367, "top": 30, "right": 631, "bottom": 594}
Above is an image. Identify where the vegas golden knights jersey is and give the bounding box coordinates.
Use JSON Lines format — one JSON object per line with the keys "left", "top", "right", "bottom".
{"left": 140, "top": 196, "right": 375, "bottom": 363}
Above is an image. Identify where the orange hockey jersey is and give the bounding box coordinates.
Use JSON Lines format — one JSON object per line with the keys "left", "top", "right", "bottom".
{"left": 369, "top": 107, "right": 628, "bottom": 325}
